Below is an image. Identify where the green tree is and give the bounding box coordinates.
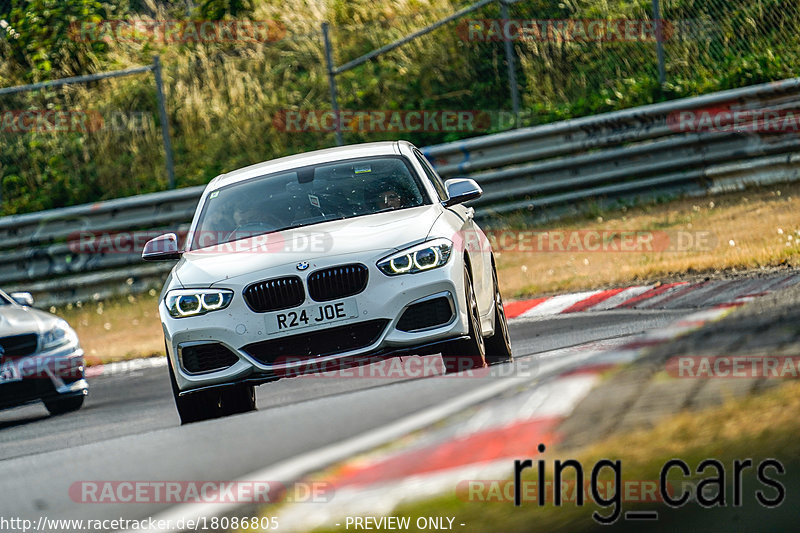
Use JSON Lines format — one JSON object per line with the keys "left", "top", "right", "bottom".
{"left": 3, "top": 0, "right": 107, "bottom": 80}
{"left": 197, "top": 0, "right": 253, "bottom": 20}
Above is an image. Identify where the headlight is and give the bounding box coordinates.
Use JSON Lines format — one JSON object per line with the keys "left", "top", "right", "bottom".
{"left": 41, "top": 320, "right": 77, "bottom": 350}
{"left": 166, "top": 289, "right": 234, "bottom": 318}
{"left": 377, "top": 238, "right": 453, "bottom": 276}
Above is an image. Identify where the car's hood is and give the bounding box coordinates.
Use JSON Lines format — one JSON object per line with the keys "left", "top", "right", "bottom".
{"left": 0, "top": 305, "right": 60, "bottom": 337}
{"left": 174, "top": 204, "right": 442, "bottom": 286}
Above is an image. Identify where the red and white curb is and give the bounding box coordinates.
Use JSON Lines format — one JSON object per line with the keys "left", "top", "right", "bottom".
{"left": 84, "top": 356, "right": 166, "bottom": 379}
{"left": 502, "top": 272, "right": 800, "bottom": 319}
{"left": 503, "top": 283, "right": 688, "bottom": 319}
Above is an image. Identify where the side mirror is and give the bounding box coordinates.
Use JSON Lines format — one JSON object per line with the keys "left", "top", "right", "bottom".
{"left": 443, "top": 178, "right": 482, "bottom": 207}
{"left": 142, "top": 233, "right": 181, "bottom": 261}
{"left": 10, "top": 292, "right": 34, "bottom": 307}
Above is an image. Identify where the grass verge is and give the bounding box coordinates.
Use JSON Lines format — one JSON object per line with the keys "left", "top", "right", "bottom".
{"left": 51, "top": 290, "right": 165, "bottom": 365}
{"left": 495, "top": 183, "right": 800, "bottom": 298}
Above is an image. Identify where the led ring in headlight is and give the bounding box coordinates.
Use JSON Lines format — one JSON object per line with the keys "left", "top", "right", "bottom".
{"left": 166, "top": 289, "right": 234, "bottom": 318}
{"left": 390, "top": 255, "right": 412, "bottom": 274}
{"left": 413, "top": 247, "right": 440, "bottom": 270}
{"left": 378, "top": 238, "right": 452, "bottom": 276}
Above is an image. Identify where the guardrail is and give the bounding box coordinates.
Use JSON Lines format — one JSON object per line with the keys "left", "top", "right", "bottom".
{"left": 5, "top": 77, "right": 800, "bottom": 306}
{"left": 423, "top": 76, "right": 800, "bottom": 221}
{"left": 0, "top": 186, "right": 203, "bottom": 306}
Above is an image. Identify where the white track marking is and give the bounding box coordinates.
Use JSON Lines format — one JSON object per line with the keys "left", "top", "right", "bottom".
{"left": 590, "top": 285, "right": 654, "bottom": 310}
{"left": 519, "top": 290, "right": 599, "bottom": 317}
{"left": 85, "top": 356, "right": 167, "bottom": 379}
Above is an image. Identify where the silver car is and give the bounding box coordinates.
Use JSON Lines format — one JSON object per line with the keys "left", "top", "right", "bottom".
{"left": 0, "top": 290, "right": 87, "bottom": 415}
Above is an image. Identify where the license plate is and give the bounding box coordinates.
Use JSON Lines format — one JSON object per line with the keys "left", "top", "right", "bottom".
{"left": 0, "top": 363, "right": 21, "bottom": 385}
{"left": 266, "top": 299, "right": 359, "bottom": 334}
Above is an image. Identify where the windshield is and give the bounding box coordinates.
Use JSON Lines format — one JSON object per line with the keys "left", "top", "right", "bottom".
{"left": 190, "top": 156, "right": 428, "bottom": 251}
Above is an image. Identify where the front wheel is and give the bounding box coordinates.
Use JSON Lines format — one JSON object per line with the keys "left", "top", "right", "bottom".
{"left": 168, "top": 354, "right": 256, "bottom": 425}
{"left": 43, "top": 394, "right": 84, "bottom": 415}
{"left": 441, "top": 265, "right": 487, "bottom": 374}
{"left": 484, "top": 264, "right": 513, "bottom": 365}
{"left": 221, "top": 383, "right": 256, "bottom": 416}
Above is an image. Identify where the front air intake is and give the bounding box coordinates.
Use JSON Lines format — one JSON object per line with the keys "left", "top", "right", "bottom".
{"left": 396, "top": 296, "right": 454, "bottom": 332}
{"left": 179, "top": 343, "right": 239, "bottom": 374}
{"left": 242, "top": 319, "right": 389, "bottom": 365}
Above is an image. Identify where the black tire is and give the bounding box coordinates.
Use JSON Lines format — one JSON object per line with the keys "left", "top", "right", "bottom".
{"left": 484, "top": 263, "right": 513, "bottom": 365}
{"left": 167, "top": 354, "right": 256, "bottom": 425}
{"left": 442, "top": 265, "right": 487, "bottom": 374}
{"left": 221, "top": 383, "right": 256, "bottom": 416}
{"left": 43, "top": 394, "right": 84, "bottom": 415}
{"left": 168, "top": 358, "right": 218, "bottom": 424}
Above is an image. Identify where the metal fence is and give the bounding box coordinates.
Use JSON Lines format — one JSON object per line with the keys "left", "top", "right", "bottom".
{"left": 4, "top": 75, "right": 800, "bottom": 307}
{"left": 504, "top": 0, "right": 800, "bottom": 114}
{"left": 0, "top": 56, "right": 175, "bottom": 199}
{"left": 321, "top": 0, "right": 506, "bottom": 146}
{"left": 3, "top": 0, "right": 799, "bottom": 217}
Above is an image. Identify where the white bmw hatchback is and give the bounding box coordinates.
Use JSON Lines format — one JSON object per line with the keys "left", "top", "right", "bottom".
{"left": 143, "top": 141, "right": 512, "bottom": 423}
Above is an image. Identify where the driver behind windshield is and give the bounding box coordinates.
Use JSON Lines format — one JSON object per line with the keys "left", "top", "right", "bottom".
{"left": 229, "top": 196, "right": 287, "bottom": 240}
{"left": 373, "top": 176, "right": 416, "bottom": 211}
{"left": 375, "top": 188, "right": 403, "bottom": 210}
{"left": 233, "top": 201, "right": 263, "bottom": 229}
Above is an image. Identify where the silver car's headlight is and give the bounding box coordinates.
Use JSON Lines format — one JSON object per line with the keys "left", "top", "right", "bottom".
{"left": 41, "top": 320, "right": 78, "bottom": 350}
{"left": 166, "top": 289, "right": 234, "bottom": 318}
{"left": 377, "top": 238, "right": 453, "bottom": 276}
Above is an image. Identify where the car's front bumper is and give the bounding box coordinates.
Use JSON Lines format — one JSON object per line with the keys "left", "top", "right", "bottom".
{"left": 162, "top": 253, "right": 470, "bottom": 394}
{"left": 0, "top": 343, "right": 88, "bottom": 409}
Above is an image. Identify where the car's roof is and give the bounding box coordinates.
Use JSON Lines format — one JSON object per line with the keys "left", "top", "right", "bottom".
{"left": 209, "top": 141, "right": 413, "bottom": 190}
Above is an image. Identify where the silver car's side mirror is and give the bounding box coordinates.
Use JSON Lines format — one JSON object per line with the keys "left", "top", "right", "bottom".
{"left": 142, "top": 233, "right": 182, "bottom": 261}
{"left": 443, "top": 178, "right": 482, "bottom": 207}
{"left": 10, "top": 292, "right": 34, "bottom": 307}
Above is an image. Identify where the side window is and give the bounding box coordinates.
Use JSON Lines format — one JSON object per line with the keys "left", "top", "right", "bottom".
{"left": 413, "top": 150, "right": 448, "bottom": 202}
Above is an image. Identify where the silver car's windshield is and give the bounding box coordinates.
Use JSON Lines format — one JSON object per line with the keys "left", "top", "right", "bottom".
{"left": 190, "top": 156, "right": 428, "bottom": 251}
